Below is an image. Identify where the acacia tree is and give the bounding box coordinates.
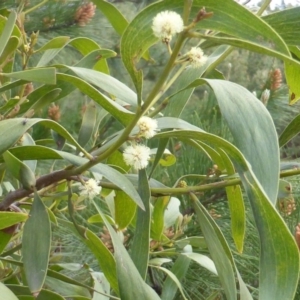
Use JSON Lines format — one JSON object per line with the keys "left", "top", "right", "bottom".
{"left": 0, "top": 0, "right": 300, "bottom": 299}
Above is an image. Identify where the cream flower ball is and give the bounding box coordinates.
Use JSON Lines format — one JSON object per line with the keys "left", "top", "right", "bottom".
{"left": 123, "top": 144, "right": 151, "bottom": 170}
{"left": 152, "top": 11, "right": 184, "bottom": 43}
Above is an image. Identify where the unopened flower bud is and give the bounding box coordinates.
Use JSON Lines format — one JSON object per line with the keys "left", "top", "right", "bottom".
{"left": 261, "top": 89, "right": 270, "bottom": 105}
{"left": 30, "top": 31, "right": 39, "bottom": 48}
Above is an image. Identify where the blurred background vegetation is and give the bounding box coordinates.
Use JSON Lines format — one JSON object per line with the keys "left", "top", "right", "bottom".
{"left": 2, "top": 0, "right": 300, "bottom": 298}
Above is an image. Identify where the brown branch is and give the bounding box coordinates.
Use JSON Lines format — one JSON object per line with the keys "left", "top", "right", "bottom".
{"left": 0, "top": 169, "right": 71, "bottom": 211}
{"left": 2, "top": 165, "right": 300, "bottom": 212}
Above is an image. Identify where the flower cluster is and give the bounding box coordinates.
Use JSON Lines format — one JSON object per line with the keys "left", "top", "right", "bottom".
{"left": 152, "top": 11, "right": 207, "bottom": 69}
{"left": 79, "top": 178, "right": 102, "bottom": 200}
{"left": 48, "top": 104, "right": 61, "bottom": 121}
{"left": 185, "top": 47, "right": 207, "bottom": 68}
{"left": 123, "top": 144, "right": 151, "bottom": 170}
{"left": 270, "top": 68, "right": 282, "bottom": 91}
{"left": 137, "top": 116, "right": 158, "bottom": 139}
{"left": 152, "top": 11, "right": 184, "bottom": 43}
{"left": 74, "top": 2, "right": 96, "bottom": 26}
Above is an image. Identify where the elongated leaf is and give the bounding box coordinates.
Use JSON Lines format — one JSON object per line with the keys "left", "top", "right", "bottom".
{"left": 218, "top": 148, "right": 245, "bottom": 253}
{"left": 197, "top": 140, "right": 225, "bottom": 170}
{"left": 36, "top": 49, "right": 63, "bottom": 68}
{"left": 6, "top": 285, "right": 65, "bottom": 300}
{"left": 69, "top": 39, "right": 111, "bottom": 74}
{"left": 57, "top": 219, "right": 118, "bottom": 293}
{"left": 75, "top": 49, "right": 116, "bottom": 69}
{"left": 151, "top": 197, "right": 168, "bottom": 241}
{"left": 277, "top": 179, "right": 292, "bottom": 199}
{"left": 175, "top": 236, "right": 207, "bottom": 249}
{"left": 0, "top": 11, "right": 16, "bottom": 58}
{"left": 35, "top": 36, "right": 70, "bottom": 52}
{"left": 125, "top": 174, "right": 169, "bottom": 190}
{"left": 161, "top": 255, "right": 190, "bottom": 300}
{"left": 0, "top": 145, "right": 62, "bottom": 162}
{"left": 63, "top": 67, "right": 138, "bottom": 107}
{"left": 37, "top": 37, "right": 101, "bottom": 67}
{"left": 237, "top": 270, "right": 254, "bottom": 300}
{"left": 182, "top": 253, "right": 217, "bottom": 275}
{"left": 263, "top": 7, "right": 300, "bottom": 46}
{"left": 3, "top": 150, "right": 36, "bottom": 189}
{"left": 114, "top": 190, "right": 136, "bottom": 230}
{"left": 156, "top": 129, "right": 299, "bottom": 300}
{"left": 93, "top": 0, "right": 128, "bottom": 36}
{"left": 0, "top": 79, "right": 27, "bottom": 94}
{"left": 92, "top": 200, "right": 160, "bottom": 300}
{"left": 289, "top": 45, "right": 300, "bottom": 60}
{"left": 149, "top": 138, "right": 169, "bottom": 178}
{"left": 130, "top": 117, "right": 204, "bottom": 143}
{"left": 0, "top": 231, "right": 13, "bottom": 253}
{"left": 225, "top": 184, "right": 245, "bottom": 252}
{"left": 78, "top": 101, "right": 97, "bottom": 149}
{"left": 92, "top": 0, "right": 151, "bottom": 63}
{"left": 156, "top": 117, "right": 204, "bottom": 132}
{"left": 18, "top": 82, "right": 73, "bottom": 116}
{"left": 69, "top": 37, "right": 101, "bottom": 56}
{"left": 206, "top": 291, "right": 222, "bottom": 300}
{"left": 280, "top": 161, "right": 300, "bottom": 171}
{"left": 130, "top": 169, "right": 151, "bottom": 279}
{"left": 0, "top": 118, "right": 88, "bottom": 156}
{"left": 0, "top": 282, "right": 18, "bottom": 300}
{"left": 0, "top": 98, "right": 19, "bottom": 114}
{"left": 57, "top": 73, "right": 134, "bottom": 125}
{"left": 285, "top": 61, "right": 300, "bottom": 105}
{"left": 2, "top": 68, "right": 56, "bottom": 85}
{"left": 22, "top": 191, "right": 51, "bottom": 295}
{"left": 191, "top": 194, "right": 237, "bottom": 299}
{"left": 45, "top": 277, "right": 90, "bottom": 298}
{"left": 47, "top": 269, "right": 96, "bottom": 292}
{"left": 164, "top": 197, "right": 181, "bottom": 229}
{"left": 20, "top": 133, "right": 37, "bottom": 173}
{"left": 0, "top": 36, "right": 19, "bottom": 69}
{"left": 23, "top": 88, "right": 61, "bottom": 117}
{"left": 193, "top": 1, "right": 289, "bottom": 54}
{"left": 193, "top": 34, "right": 300, "bottom": 103}
{"left": 149, "top": 258, "right": 172, "bottom": 266}
{"left": 0, "top": 14, "right": 21, "bottom": 38}
{"left": 87, "top": 214, "right": 115, "bottom": 225}
{"left": 189, "top": 79, "right": 279, "bottom": 204}
{"left": 0, "top": 211, "right": 28, "bottom": 230}
{"left": 107, "top": 150, "right": 129, "bottom": 172}
{"left": 150, "top": 265, "right": 188, "bottom": 300}
{"left": 165, "top": 45, "right": 231, "bottom": 118}
{"left": 90, "top": 271, "right": 110, "bottom": 300}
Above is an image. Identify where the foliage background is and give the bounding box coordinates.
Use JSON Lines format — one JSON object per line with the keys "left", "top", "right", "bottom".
{"left": 0, "top": 0, "right": 300, "bottom": 299}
